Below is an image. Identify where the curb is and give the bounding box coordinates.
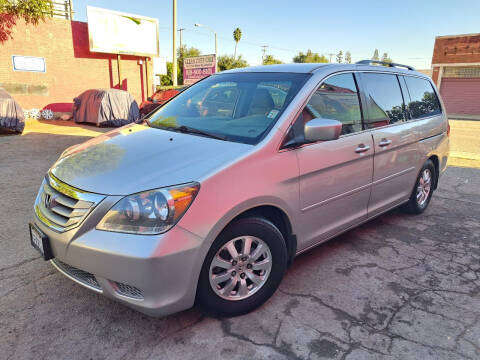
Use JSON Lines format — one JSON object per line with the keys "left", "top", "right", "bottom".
{"left": 449, "top": 151, "right": 480, "bottom": 161}
{"left": 448, "top": 116, "right": 480, "bottom": 122}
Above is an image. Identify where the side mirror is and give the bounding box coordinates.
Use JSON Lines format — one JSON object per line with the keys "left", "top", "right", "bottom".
{"left": 147, "top": 97, "right": 153, "bottom": 102}
{"left": 304, "top": 118, "right": 342, "bottom": 142}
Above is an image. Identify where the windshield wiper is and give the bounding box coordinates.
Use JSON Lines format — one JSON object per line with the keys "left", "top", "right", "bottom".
{"left": 148, "top": 123, "right": 226, "bottom": 141}
{"left": 177, "top": 125, "right": 227, "bottom": 141}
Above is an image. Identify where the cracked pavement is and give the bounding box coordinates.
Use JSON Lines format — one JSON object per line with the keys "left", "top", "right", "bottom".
{"left": 1, "top": 126, "right": 480, "bottom": 359}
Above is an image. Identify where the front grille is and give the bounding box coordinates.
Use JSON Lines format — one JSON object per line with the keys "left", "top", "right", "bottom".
{"left": 34, "top": 174, "right": 104, "bottom": 232}
{"left": 52, "top": 259, "right": 101, "bottom": 290}
{"left": 114, "top": 282, "right": 144, "bottom": 300}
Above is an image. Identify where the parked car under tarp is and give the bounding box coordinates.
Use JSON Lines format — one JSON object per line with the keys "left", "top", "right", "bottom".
{"left": 73, "top": 89, "right": 140, "bottom": 127}
{"left": 0, "top": 88, "right": 25, "bottom": 133}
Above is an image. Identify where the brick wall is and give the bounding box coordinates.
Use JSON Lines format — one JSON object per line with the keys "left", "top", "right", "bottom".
{"left": 432, "top": 34, "right": 480, "bottom": 65}
{"left": 432, "top": 66, "right": 440, "bottom": 84}
{"left": 0, "top": 18, "right": 153, "bottom": 110}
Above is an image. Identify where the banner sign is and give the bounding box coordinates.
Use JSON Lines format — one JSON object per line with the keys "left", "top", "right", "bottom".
{"left": 183, "top": 54, "right": 216, "bottom": 85}
{"left": 12, "top": 56, "right": 46, "bottom": 73}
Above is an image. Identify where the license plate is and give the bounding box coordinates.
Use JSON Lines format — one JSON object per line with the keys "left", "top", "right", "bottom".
{"left": 29, "top": 223, "right": 54, "bottom": 260}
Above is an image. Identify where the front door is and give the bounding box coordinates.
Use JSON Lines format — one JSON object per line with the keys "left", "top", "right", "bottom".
{"left": 294, "top": 72, "right": 374, "bottom": 250}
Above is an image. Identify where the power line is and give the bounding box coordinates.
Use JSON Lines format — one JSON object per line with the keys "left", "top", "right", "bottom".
{"left": 164, "top": 27, "right": 433, "bottom": 64}
{"left": 183, "top": 28, "right": 304, "bottom": 54}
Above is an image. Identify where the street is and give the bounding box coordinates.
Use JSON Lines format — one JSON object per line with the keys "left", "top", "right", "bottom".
{"left": 449, "top": 119, "right": 480, "bottom": 168}
{"left": 0, "top": 120, "right": 479, "bottom": 360}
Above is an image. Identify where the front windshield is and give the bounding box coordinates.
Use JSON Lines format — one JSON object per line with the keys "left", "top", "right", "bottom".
{"left": 147, "top": 72, "right": 310, "bottom": 144}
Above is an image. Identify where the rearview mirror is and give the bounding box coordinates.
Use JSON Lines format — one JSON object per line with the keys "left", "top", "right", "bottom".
{"left": 304, "top": 118, "right": 342, "bottom": 142}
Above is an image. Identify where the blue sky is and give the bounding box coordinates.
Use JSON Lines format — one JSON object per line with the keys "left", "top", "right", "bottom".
{"left": 74, "top": 0, "right": 480, "bottom": 69}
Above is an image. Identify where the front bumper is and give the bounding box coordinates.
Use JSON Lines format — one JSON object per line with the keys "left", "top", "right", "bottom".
{"left": 33, "top": 211, "right": 205, "bottom": 317}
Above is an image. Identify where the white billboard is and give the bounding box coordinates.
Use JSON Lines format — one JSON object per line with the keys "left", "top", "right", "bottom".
{"left": 87, "top": 6, "right": 159, "bottom": 57}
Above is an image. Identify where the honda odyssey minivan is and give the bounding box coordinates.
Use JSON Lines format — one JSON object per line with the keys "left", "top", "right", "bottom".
{"left": 30, "top": 61, "right": 449, "bottom": 317}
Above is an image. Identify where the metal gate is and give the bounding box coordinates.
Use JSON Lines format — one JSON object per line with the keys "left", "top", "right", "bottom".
{"left": 440, "top": 78, "right": 480, "bottom": 115}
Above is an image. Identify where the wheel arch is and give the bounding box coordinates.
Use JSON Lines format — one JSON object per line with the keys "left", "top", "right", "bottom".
{"left": 203, "top": 200, "right": 298, "bottom": 267}
{"left": 232, "top": 205, "right": 296, "bottom": 266}
{"left": 428, "top": 154, "right": 440, "bottom": 190}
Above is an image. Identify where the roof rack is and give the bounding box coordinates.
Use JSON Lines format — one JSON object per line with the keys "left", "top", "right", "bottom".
{"left": 355, "top": 60, "right": 415, "bottom": 71}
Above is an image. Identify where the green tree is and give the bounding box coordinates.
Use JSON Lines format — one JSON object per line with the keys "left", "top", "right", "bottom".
{"left": 217, "top": 54, "right": 248, "bottom": 71}
{"left": 336, "top": 51, "right": 343, "bottom": 63}
{"left": 293, "top": 49, "right": 328, "bottom": 63}
{"left": 160, "top": 45, "right": 201, "bottom": 85}
{"left": 0, "top": 0, "right": 53, "bottom": 43}
{"left": 382, "top": 52, "right": 393, "bottom": 63}
{"left": 233, "top": 27, "right": 242, "bottom": 59}
{"left": 263, "top": 55, "right": 283, "bottom": 65}
{"left": 372, "top": 49, "right": 380, "bottom": 61}
{"left": 345, "top": 51, "right": 352, "bottom": 64}
{"left": 161, "top": 62, "right": 174, "bottom": 86}
{"left": 177, "top": 45, "right": 201, "bottom": 84}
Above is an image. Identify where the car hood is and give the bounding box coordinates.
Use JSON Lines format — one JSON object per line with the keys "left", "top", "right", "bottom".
{"left": 50, "top": 124, "right": 253, "bottom": 195}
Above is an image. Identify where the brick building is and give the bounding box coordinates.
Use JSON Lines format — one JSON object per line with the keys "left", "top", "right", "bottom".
{"left": 431, "top": 33, "right": 480, "bottom": 117}
{"left": 0, "top": 17, "right": 153, "bottom": 112}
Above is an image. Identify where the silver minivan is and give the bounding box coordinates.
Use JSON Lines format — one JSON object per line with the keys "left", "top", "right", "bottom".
{"left": 30, "top": 61, "right": 449, "bottom": 317}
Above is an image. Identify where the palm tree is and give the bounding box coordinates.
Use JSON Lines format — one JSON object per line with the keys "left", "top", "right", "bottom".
{"left": 233, "top": 27, "right": 242, "bottom": 59}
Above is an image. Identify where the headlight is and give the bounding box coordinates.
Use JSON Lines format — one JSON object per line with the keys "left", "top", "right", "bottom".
{"left": 97, "top": 182, "right": 200, "bottom": 234}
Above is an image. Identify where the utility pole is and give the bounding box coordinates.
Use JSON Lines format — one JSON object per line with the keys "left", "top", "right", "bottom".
{"left": 328, "top": 53, "right": 335, "bottom": 63}
{"left": 261, "top": 45, "right": 268, "bottom": 63}
{"left": 214, "top": 32, "right": 218, "bottom": 71}
{"left": 178, "top": 27, "right": 185, "bottom": 56}
{"left": 172, "top": 0, "right": 178, "bottom": 86}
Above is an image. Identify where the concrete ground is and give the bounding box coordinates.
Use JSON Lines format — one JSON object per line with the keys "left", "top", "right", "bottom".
{"left": 449, "top": 120, "right": 480, "bottom": 168}
{"left": 1, "top": 120, "right": 479, "bottom": 360}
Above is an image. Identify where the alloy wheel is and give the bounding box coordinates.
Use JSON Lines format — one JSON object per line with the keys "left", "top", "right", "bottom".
{"left": 416, "top": 168, "right": 432, "bottom": 206}
{"left": 209, "top": 236, "right": 272, "bottom": 301}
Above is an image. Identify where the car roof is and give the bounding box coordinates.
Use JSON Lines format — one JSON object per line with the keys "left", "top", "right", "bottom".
{"left": 217, "top": 63, "right": 427, "bottom": 78}
{"left": 220, "top": 63, "right": 331, "bottom": 74}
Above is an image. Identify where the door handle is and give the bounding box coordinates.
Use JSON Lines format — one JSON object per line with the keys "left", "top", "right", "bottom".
{"left": 378, "top": 138, "right": 392, "bottom": 147}
{"left": 355, "top": 144, "right": 370, "bottom": 153}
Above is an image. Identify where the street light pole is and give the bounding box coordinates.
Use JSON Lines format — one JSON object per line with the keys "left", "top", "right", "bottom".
{"left": 172, "top": 0, "right": 178, "bottom": 86}
{"left": 194, "top": 23, "right": 217, "bottom": 71}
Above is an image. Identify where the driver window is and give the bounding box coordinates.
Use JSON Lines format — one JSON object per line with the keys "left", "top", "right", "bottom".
{"left": 304, "top": 73, "right": 363, "bottom": 135}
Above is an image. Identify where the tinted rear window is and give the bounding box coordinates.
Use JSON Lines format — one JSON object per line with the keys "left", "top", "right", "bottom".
{"left": 404, "top": 76, "right": 441, "bottom": 119}
{"left": 361, "top": 73, "right": 405, "bottom": 128}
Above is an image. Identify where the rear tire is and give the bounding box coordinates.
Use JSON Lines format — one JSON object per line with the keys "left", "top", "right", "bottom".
{"left": 402, "top": 159, "right": 436, "bottom": 214}
{"left": 196, "top": 217, "right": 287, "bottom": 317}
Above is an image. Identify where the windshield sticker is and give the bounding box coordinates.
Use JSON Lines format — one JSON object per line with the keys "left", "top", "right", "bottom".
{"left": 267, "top": 109, "right": 279, "bottom": 119}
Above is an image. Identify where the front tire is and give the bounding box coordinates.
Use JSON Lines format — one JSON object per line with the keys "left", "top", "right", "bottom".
{"left": 196, "top": 217, "right": 287, "bottom": 317}
{"left": 402, "top": 159, "right": 436, "bottom": 214}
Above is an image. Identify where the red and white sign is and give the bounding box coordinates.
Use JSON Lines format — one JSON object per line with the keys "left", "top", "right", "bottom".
{"left": 183, "top": 54, "right": 216, "bottom": 85}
